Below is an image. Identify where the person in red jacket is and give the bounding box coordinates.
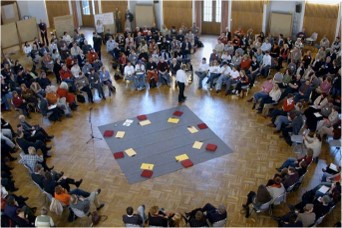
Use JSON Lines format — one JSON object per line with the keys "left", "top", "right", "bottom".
{"left": 268, "top": 93, "right": 296, "bottom": 125}
{"left": 87, "top": 49, "right": 99, "bottom": 64}
{"left": 11, "top": 91, "right": 30, "bottom": 118}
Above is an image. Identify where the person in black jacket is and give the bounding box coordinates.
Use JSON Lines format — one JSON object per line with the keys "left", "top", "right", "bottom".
{"left": 122, "top": 206, "right": 143, "bottom": 226}
{"left": 93, "top": 32, "right": 102, "bottom": 60}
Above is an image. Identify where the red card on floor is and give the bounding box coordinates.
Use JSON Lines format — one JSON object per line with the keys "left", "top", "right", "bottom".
{"left": 206, "top": 143, "right": 217, "bottom": 152}
{"left": 137, "top": 115, "right": 147, "bottom": 121}
{"left": 113, "top": 152, "right": 124, "bottom": 159}
{"left": 141, "top": 170, "right": 153, "bottom": 178}
{"left": 173, "top": 111, "right": 183, "bottom": 116}
{"left": 103, "top": 130, "right": 114, "bottom": 137}
{"left": 197, "top": 123, "right": 208, "bottom": 130}
{"left": 181, "top": 159, "right": 193, "bottom": 168}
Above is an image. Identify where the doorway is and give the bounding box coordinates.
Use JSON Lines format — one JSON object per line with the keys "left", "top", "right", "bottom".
{"left": 201, "top": 0, "right": 221, "bottom": 35}
{"left": 80, "top": 0, "right": 97, "bottom": 27}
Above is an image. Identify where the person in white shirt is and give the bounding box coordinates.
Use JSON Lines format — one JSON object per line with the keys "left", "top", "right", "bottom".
{"left": 124, "top": 61, "right": 135, "bottom": 83}
{"left": 23, "top": 42, "right": 32, "bottom": 57}
{"left": 215, "top": 62, "right": 231, "bottom": 93}
{"left": 62, "top": 32, "right": 73, "bottom": 47}
{"left": 207, "top": 60, "right": 221, "bottom": 90}
{"left": 214, "top": 40, "right": 224, "bottom": 56}
{"left": 106, "top": 36, "right": 119, "bottom": 58}
{"left": 95, "top": 19, "right": 104, "bottom": 40}
{"left": 70, "top": 42, "right": 83, "bottom": 58}
{"left": 260, "top": 51, "right": 272, "bottom": 77}
{"left": 195, "top": 57, "right": 209, "bottom": 89}
{"left": 257, "top": 83, "right": 281, "bottom": 113}
{"left": 35, "top": 207, "right": 55, "bottom": 228}
{"left": 71, "top": 63, "right": 81, "bottom": 78}
{"left": 176, "top": 64, "right": 188, "bottom": 103}
{"left": 260, "top": 38, "right": 272, "bottom": 52}
{"left": 134, "top": 61, "right": 146, "bottom": 90}
{"left": 224, "top": 66, "right": 240, "bottom": 95}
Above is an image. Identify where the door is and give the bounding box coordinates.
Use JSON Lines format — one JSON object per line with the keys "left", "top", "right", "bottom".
{"left": 202, "top": 0, "right": 221, "bottom": 35}
{"left": 80, "top": 0, "right": 97, "bottom": 27}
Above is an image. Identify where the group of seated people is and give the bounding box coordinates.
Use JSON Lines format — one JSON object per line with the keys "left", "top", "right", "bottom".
{"left": 122, "top": 203, "right": 227, "bottom": 227}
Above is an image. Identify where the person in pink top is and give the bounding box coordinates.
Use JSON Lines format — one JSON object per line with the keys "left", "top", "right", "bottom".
{"left": 247, "top": 78, "right": 273, "bottom": 109}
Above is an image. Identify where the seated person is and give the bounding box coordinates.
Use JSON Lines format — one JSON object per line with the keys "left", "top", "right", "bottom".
{"left": 256, "top": 83, "right": 281, "bottom": 113}
{"left": 294, "top": 79, "right": 312, "bottom": 103}
{"left": 266, "top": 177, "right": 286, "bottom": 204}
{"left": 122, "top": 206, "right": 143, "bottom": 226}
{"left": 242, "top": 185, "right": 272, "bottom": 218}
{"left": 280, "top": 110, "right": 304, "bottom": 146}
{"left": 248, "top": 78, "right": 273, "bottom": 106}
{"left": 157, "top": 58, "right": 170, "bottom": 86}
{"left": 273, "top": 205, "right": 313, "bottom": 227}
{"left": 18, "top": 146, "right": 53, "bottom": 172}
{"left": 35, "top": 207, "right": 55, "bottom": 227}
{"left": 88, "top": 68, "right": 106, "bottom": 100}
{"left": 19, "top": 115, "right": 53, "bottom": 143}
{"left": 321, "top": 164, "right": 341, "bottom": 182}
{"left": 276, "top": 149, "right": 313, "bottom": 172}
{"left": 148, "top": 206, "right": 168, "bottom": 227}
{"left": 56, "top": 82, "right": 78, "bottom": 111}
{"left": 20, "top": 84, "right": 38, "bottom": 108}
{"left": 234, "top": 70, "right": 249, "bottom": 96}
{"left": 43, "top": 170, "right": 82, "bottom": 195}
{"left": 134, "top": 61, "right": 146, "bottom": 91}
{"left": 54, "top": 185, "right": 91, "bottom": 206}
{"left": 3, "top": 195, "right": 36, "bottom": 227}
{"left": 146, "top": 57, "right": 158, "bottom": 87}
{"left": 11, "top": 91, "right": 30, "bottom": 118}
{"left": 215, "top": 61, "right": 231, "bottom": 93}
{"left": 69, "top": 190, "right": 104, "bottom": 215}
{"left": 168, "top": 212, "right": 187, "bottom": 227}
{"left": 187, "top": 203, "right": 227, "bottom": 224}
{"left": 224, "top": 66, "right": 240, "bottom": 95}
{"left": 99, "top": 66, "right": 116, "bottom": 95}
{"left": 75, "top": 72, "right": 94, "bottom": 103}
{"left": 16, "top": 127, "right": 51, "bottom": 158}
{"left": 188, "top": 210, "right": 209, "bottom": 227}
{"left": 195, "top": 57, "right": 209, "bottom": 89}
{"left": 207, "top": 60, "right": 221, "bottom": 90}
{"left": 269, "top": 93, "right": 295, "bottom": 125}
{"left": 282, "top": 167, "right": 299, "bottom": 189}
{"left": 45, "top": 85, "right": 72, "bottom": 117}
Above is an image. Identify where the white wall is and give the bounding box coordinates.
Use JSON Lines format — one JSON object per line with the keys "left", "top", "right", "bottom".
{"left": 16, "top": 0, "right": 49, "bottom": 27}
{"left": 129, "top": 0, "right": 162, "bottom": 29}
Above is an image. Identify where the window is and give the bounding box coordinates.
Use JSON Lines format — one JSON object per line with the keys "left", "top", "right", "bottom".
{"left": 203, "top": 0, "right": 212, "bottom": 22}
{"left": 215, "top": 0, "right": 222, "bottom": 22}
{"left": 82, "top": 0, "right": 90, "bottom": 15}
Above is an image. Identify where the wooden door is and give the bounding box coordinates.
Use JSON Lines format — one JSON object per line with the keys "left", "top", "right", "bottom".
{"left": 201, "top": 0, "right": 221, "bottom": 35}
{"left": 80, "top": 0, "right": 97, "bottom": 27}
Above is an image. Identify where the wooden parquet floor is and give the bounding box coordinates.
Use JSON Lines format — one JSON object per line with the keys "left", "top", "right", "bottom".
{"left": 2, "top": 32, "right": 340, "bottom": 227}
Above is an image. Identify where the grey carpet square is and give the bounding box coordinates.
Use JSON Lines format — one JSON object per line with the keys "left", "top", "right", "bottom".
{"left": 98, "top": 105, "right": 233, "bottom": 184}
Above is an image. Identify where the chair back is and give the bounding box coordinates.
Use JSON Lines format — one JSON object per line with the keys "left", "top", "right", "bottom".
{"left": 212, "top": 218, "right": 227, "bottom": 227}
{"left": 314, "top": 215, "right": 325, "bottom": 226}
{"left": 273, "top": 192, "right": 286, "bottom": 205}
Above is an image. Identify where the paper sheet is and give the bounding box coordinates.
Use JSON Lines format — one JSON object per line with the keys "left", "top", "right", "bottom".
{"left": 187, "top": 126, "right": 198, "bottom": 134}
{"left": 116, "top": 131, "right": 125, "bottom": 138}
{"left": 314, "top": 112, "right": 322, "bottom": 118}
{"left": 123, "top": 119, "right": 134, "bottom": 126}
{"left": 192, "top": 141, "right": 203, "bottom": 149}
{"left": 168, "top": 117, "right": 180, "bottom": 123}
{"left": 125, "top": 148, "right": 137, "bottom": 157}
{"left": 329, "top": 163, "right": 338, "bottom": 172}
{"left": 139, "top": 120, "right": 151, "bottom": 126}
{"left": 175, "top": 154, "right": 189, "bottom": 161}
{"left": 318, "top": 185, "right": 329, "bottom": 194}
{"left": 140, "top": 163, "right": 154, "bottom": 171}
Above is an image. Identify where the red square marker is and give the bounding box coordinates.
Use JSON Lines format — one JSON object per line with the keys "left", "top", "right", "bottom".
{"left": 103, "top": 130, "right": 114, "bottom": 137}
{"left": 197, "top": 123, "right": 208, "bottom": 130}
{"left": 181, "top": 159, "right": 193, "bottom": 168}
{"left": 206, "top": 144, "right": 217, "bottom": 152}
{"left": 141, "top": 170, "right": 153, "bottom": 178}
{"left": 173, "top": 111, "right": 183, "bottom": 116}
{"left": 137, "top": 115, "right": 147, "bottom": 121}
{"left": 113, "top": 152, "right": 124, "bottom": 159}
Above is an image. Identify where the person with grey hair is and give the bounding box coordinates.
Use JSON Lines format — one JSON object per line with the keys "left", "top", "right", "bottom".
{"left": 35, "top": 207, "right": 55, "bottom": 227}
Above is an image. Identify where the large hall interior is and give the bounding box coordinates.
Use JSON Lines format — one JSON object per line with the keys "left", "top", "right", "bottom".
{"left": 1, "top": 0, "right": 341, "bottom": 227}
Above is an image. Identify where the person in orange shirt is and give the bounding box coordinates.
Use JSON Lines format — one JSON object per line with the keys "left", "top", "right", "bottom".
{"left": 87, "top": 49, "right": 99, "bottom": 64}
{"left": 240, "top": 54, "right": 251, "bottom": 71}
{"left": 54, "top": 185, "right": 91, "bottom": 206}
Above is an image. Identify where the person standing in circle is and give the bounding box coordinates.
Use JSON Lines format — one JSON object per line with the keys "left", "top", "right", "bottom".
{"left": 176, "top": 64, "right": 189, "bottom": 103}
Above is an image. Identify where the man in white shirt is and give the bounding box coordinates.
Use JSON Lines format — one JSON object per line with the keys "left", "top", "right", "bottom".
{"left": 124, "top": 61, "right": 135, "bottom": 83}
{"left": 260, "top": 38, "right": 272, "bottom": 52}
{"left": 35, "top": 207, "right": 55, "bottom": 227}
{"left": 106, "top": 36, "right": 119, "bottom": 59}
{"left": 207, "top": 60, "right": 221, "bottom": 90}
{"left": 195, "top": 57, "right": 209, "bottom": 89}
{"left": 71, "top": 63, "right": 81, "bottom": 78}
{"left": 260, "top": 51, "right": 272, "bottom": 77}
{"left": 134, "top": 61, "right": 146, "bottom": 90}
{"left": 176, "top": 64, "right": 189, "bottom": 103}
{"left": 215, "top": 62, "right": 231, "bottom": 93}
{"left": 224, "top": 66, "right": 240, "bottom": 95}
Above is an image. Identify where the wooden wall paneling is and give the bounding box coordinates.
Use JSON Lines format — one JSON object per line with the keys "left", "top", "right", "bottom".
{"left": 45, "top": 0, "right": 70, "bottom": 29}
{"left": 221, "top": 0, "right": 228, "bottom": 33}
{"left": 303, "top": 3, "right": 338, "bottom": 43}
{"left": 163, "top": 1, "right": 192, "bottom": 29}
{"left": 101, "top": 1, "right": 127, "bottom": 32}
{"left": 231, "top": 0, "right": 263, "bottom": 34}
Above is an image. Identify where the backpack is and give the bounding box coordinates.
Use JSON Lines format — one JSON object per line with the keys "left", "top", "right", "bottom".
{"left": 50, "top": 198, "right": 63, "bottom": 216}
{"left": 150, "top": 78, "right": 156, "bottom": 88}
{"left": 77, "top": 94, "right": 86, "bottom": 103}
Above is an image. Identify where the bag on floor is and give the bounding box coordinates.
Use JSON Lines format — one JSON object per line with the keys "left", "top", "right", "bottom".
{"left": 91, "top": 211, "right": 101, "bottom": 225}
{"left": 150, "top": 78, "right": 156, "bottom": 88}
{"left": 77, "top": 94, "right": 86, "bottom": 103}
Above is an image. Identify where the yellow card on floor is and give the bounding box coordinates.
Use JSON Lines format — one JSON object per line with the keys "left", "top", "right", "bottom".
{"left": 115, "top": 131, "right": 125, "bottom": 138}
{"left": 192, "top": 141, "right": 203, "bottom": 149}
{"left": 168, "top": 117, "right": 180, "bottom": 123}
{"left": 175, "top": 154, "right": 189, "bottom": 162}
{"left": 125, "top": 148, "right": 137, "bottom": 157}
{"left": 139, "top": 120, "right": 151, "bottom": 126}
{"left": 140, "top": 163, "right": 154, "bottom": 171}
{"left": 187, "top": 126, "right": 198, "bottom": 134}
